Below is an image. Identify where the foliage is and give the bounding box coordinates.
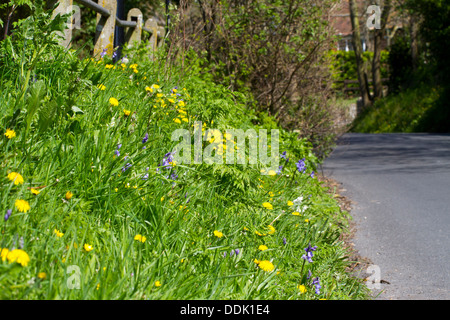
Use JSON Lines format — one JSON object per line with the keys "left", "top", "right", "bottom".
{"left": 0, "top": 7, "right": 368, "bottom": 300}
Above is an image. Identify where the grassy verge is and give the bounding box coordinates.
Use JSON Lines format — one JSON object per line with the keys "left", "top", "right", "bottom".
{"left": 0, "top": 11, "right": 369, "bottom": 300}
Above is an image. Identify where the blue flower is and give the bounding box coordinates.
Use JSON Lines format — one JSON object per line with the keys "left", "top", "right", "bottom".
{"left": 4, "top": 209, "right": 12, "bottom": 222}
{"left": 301, "top": 243, "right": 317, "bottom": 263}
{"left": 122, "top": 163, "right": 132, "bottom": 172}
{"left": 114, "top": 149, "right": 120, "bottom": 157}
{"left": 312, "top": 277, "right": 321, "bottom": 294}
{"left": 280, "top": 151, "right": 287, "bottom": 159}
{"left": 283, "top": 237, "right": 287, "bottom": 245}
{"left": 296, "top": 158, "right": 306, "bottom": 173}
{"left": 142, "top": 133, "right": 148, "bottom": 144}
{"left": 310, "top": 171, "right": 315, "bottom": 178}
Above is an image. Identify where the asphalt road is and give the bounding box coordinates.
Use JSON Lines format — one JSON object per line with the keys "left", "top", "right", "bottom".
{"left": 322, "top": 133, "right": 450, "bottom": 300}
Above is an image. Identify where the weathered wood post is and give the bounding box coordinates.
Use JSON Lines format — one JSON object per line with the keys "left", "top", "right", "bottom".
{"left": 94, "top": 0, "right": 117, "bottom": 59}
{"left": 50, "top": 0, "right": 73, "bottom": 48}
{"left": 125, "top": 8, "right": 143, "bottom": 48}
{"left": 157, "top": 26, "right": 165, "bottom": 48}
{"left": 144, "top": 18, "right": 158, "bottom": 58}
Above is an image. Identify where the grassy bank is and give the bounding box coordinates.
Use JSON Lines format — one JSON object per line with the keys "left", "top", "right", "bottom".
{"left": 0, "top": 12, "right": 368, "bottom": 300}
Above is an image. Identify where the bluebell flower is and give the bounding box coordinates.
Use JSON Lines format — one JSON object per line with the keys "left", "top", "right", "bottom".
{"left": 122, "top": 163, "right": 132, "bottom": 172}
{"left": 310, "top": 171, "right": 315, "bottom": 178}
{"left": 114, "top": 149, "right": 120, "bottom": 157}
{"left": 296, "top": 158, "right": 306, "bottom": 173}
{"left": 307, "top": 270, "right": 312, "bottom": 280}
{"left": 280, "top": 151, "right": 287, "bottom": 159}
{"left": 5, "top": 209, "right": 12, "bottom": 222}
{"left": 301, "top": 243, "right": 317, "bottom": 263}
{"left": 234, "top": 249, "right": 240, "bottom": 255}
{"left": 283, "top": 237, "right": 287, "bottom": 245}
{"left": 312, "top": 277, "right": 321, "bottom": 294}
{"left": 142, "top": 133, "right": 148, "bottom": 144}
{"left": 101, "top": 49, "right": 107, "bottom": 58}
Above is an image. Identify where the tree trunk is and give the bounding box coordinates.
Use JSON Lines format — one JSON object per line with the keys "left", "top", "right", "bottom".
{"left": 410, "top": 14, "right": 419, "bottom": 71}
{"left": 349, "top": 0, "right": 371, "bottom": 108}
{"left": 372, "top": 0, "right": 391, "bottom": 100}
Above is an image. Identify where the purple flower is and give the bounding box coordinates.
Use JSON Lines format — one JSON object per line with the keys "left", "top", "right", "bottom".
{"left": 280, "top": 151, "right": 287, "bottom": 159}
{"left": 307, "top": 270, "right": 312, "bottom": 280}
{"left": 101, "top": 49, "right": 107, "bottom": 58}
{"left": 170, "top": 171, "right": 178, "bottom": 180}
{"left": 142, "top": 133, "right": 148, "bottom": 144}
{"left": 276, "top": 165, "right": 283, "bottom": 175}
{"left": 5, "top": 209, "right": 12, "bottom": 222}
{"left": 117, "top": 144, "right": 122, "bottom": 149}
{"left": 283, "top": 237, "right": 287, "bottom": 245}
{"left": 114, "top": 149, "right": 120, "bottom": 157}
{"left": 234, "top": 249, "right": 240, "bottom": 255}
{"left": 310, "top": 171, "right": 315, "bottom": 178}
{"left": 301, "top": 243, "right": 317, "bottom": 263}
{"left": 296, "top": 158, "right": 306, "bottom": 173}
{"left": 223, "top": 252, "right": 227, "bottom": 258}
{"left": 312, "top": 277, "right": 321, "bottom": 294}
{"left": 122, "top": 163, "right": 132, "bottom": 172}
{"left": 112, "top": 51, "right": 118, "bottom": 59}
{"left": 142, "top": 173, "right": 149, "bottom": 180}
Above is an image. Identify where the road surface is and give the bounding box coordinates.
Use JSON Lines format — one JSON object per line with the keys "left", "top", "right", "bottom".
{"left": 322, "top": 133, "right": 450, "bottom": 300}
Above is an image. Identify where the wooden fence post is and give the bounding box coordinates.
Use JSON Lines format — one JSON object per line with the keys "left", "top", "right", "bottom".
{"left": 144, "top": 18, "right": 158, "bottom": 58}
{"left": 124, "top": 8, "right": 143, "bottom": 49}
{"left": 51, "top": 0, "right": 73, "bottom": 48}
{"left": 94, "top": 0, "right": 117, "bottom": 59}
{"left": 157, "top": 26, "right": 165, "bottom": 48}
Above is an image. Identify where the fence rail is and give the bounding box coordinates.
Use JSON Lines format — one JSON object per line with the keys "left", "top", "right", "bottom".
{"left": 334, "top": 78, "right": 389, "bottom": 97}
{"left": 51, "top": 0, "right": 164, "bottom": 59}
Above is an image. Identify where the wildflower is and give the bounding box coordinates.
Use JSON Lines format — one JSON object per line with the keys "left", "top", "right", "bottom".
{"left": 280, "top": 151, "right": 287, "bottom": 159}
{"left": 54, "top": 229, "right": 64, "bottom": 238}
{"left": 142, "top": 133, "right": 149, "bottom": 144}
{"left": 65, "top": 191, "right": 73, "bottom": 200}
{"left": 122, "top": 163, "right": 132, "bottom": 172}
{"left": 301, "top": 243, "right": 317, "bottom": 263}
{"left": 145, "top": 86, "right": 153, "bottom": 93}
{"left": 7, "top": 249, "right": 30, "bottom": 267}
{"left": 298, "top": 284, "right": 307, "bottom": 293}
{"left": 123, "top": 109, "right": 131, "bottom": 116}
{"left": 292, "top": 211, "right": 300, "bottom": 216}
{"left": 15, "top": 199, "right": 30, "bottom": 213}
{"left": 97, "top": 84, "right": 106, "bottom": 90}
{"left": 287, "top": 201, "right": 293, "bottom": 206}
{"left": 155, "top": 280, "right": 162, "bottom": 287}
{"left": 296, "top": 158, "right": 306, "bottom": 173}
{"left": 109, "top": 97, "right": 119, "bottom": 107}
{"left": 234, "top": 249, "right": 240, "bottom": 255}
{"left": 173, "top": 118, "right": 181, "bottom": 124}
{"left": 8, "top": 172, "right": 24, "bottom": 185}
{"left": 31, "top": 188, "right": 40, "bottom": 195}
{"left": 262, "top": 202, "right": 273, "bottom": 210}
{"left": 152, "top": 84, "right": 160, "bottom": 89}
{"left": 268, "top": 170, "right": 277, "bottom": 176}
{"left": 105, "top": 64, "right": 114, "bottom": 69}
{"left": 4, "top": 129, "right": 16, "bottom": 139}
{"left": 310, "top": 171, "right": 315, "bottom": 178}
{"left": 84, "top": 243, "right": 93, "bottom": 252}
{"left": 258, "top": 260, "right": 275, "bottom": 272}
{"left": 134, "top": 234, "right": 147, "bottom": 243}
{"left": 283, "top": 237, "right": 287, "bottom": 245}
{"left": 312, "top": 277, "right": 321, "bottom": 294}
{"left": 100, "top": 48, "right": 107, "bottom": 59}
{"left": 114, "top": 149, "right": 120, "bottom": 157}
{"left": 258, "top": 245, "right": 268, "bottom": 251}
{"left": 267, "top": 225, "right": 275, "bottom": 235}
{"left": 213, "top": 230, "right": 223, "bottom": 238}
{"left": 1, "top": 248, "right": 9, "bottom": 261}
{"left": 4, "top": 209, "right": 12, "bottom": 222}
{"left": 38, "top": 272, "right": 47, "bottom": 280}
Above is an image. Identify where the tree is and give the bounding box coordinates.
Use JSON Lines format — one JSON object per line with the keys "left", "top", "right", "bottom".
{"left": 349, "top": 0, "right": 371, "bottom": 108}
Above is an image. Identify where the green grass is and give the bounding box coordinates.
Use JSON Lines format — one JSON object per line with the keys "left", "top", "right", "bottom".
{"left": 0, "top": 11, "right": 369, "bottom": 300}
{"left": 351, "top": 85, "right": 441, "bottom": 133}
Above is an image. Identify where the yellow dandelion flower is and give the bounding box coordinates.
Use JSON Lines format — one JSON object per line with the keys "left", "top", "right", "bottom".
{"left": 134, "top": 234, "right": 147, "bottom": 243}
{"left": 262, "top": 202, "right": 273, "bottom": 210}
{"left": 258, "top": 260, "right": 275, "bottom": 272}
{"left": 7, "top": 249, "right": 30, "bottom": 267}
{"left": 253, "top": 259, "right": 260, "bottom": 264}
{"left": 155, "top": 280, "right": 162, "bottom": 287}
{"left": 287, "top": 201, "right": 294, "bottom": 206}
{"left": 213, "top": 230, "right": 223, "bottom": 238}
{"left": 123, "top": 109, "right": 131, "bottom": 116}
{"left": 173, "top": 118, "right": 181, "bottom": 124}
{"left": 54, "top": 229, "right": 64, "bottom": 238}
{"left": 178, "top": 101, "right": 186, "bottom": 107}
{"left": 96, "top": 283, "right": 100, "bottom": 290}
{"left": 109, "top": 97, "right": 119, "bottom": 107}
{"left": 4, "top": 128, "right": 16, "bottom": 139}
{"left": 305, "top": 219, "right": 310, "bottom": 223}
{"left": 84, "top": 243, "right": 93, "bottom": 252}
{"left": 298, "top": 284, "right": 307, "bottom": 293}
{"left": 156, "top": 93, "right": 163, "bottom": 98}
{"left": 38, "top": 272, "right": 47, "bottom": 280}
{"left": 258, "top": 245, "right": 268, "bottom": 251}
{"left": 267, "top": 225, "right": 275, "bottom": 235}
{"left": 15, "top": 199, "right": 30, "bottom": 213}
{"left": 268, "top": 170, "right": 277, "bottom": 176}
{"left": 65, "top": 191, "right": 73, "bottom": 200}
{"left": 1, "top": 248, "right": 9, "bottom": 261}
{"left": 152, "top": 84, "right": 160, "bottom": 89}
{"left": 31, "top": 188, "right": 40, "bottom": 195}
{"left": 292, "top": 211, "right": 300, "bottom": 216}
{"left": 97, "top": 84, "right": 106, "bottom": 90}
{"left": 8, "top": 172, "right": 24, "bottom": 185}
{"left": 105, "top": 64, "right": 114, "bottom": 69}
{"left": 145, "top": 86, "right": 153, "bottom": 93}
